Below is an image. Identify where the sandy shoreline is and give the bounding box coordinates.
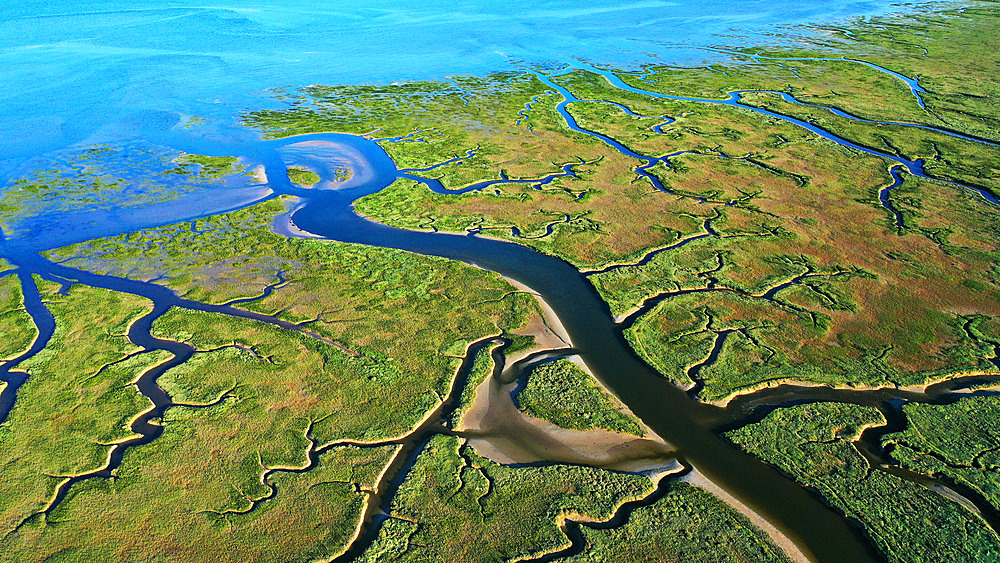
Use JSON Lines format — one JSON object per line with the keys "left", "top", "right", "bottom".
{"left": 275, "top": 200, "right": 326, "bottom": 239}
{"left": 496, "top": 272, "right": 668, "bottom": 442}
{"left": 250, "top": 163, "right": 268, "bottom": 185}
{"left": 496, "top": 275, "right": 573, "bottom": 348}
{"left": 460, "top": 363, "right": 676, "bottom": 471}
{"left": 707, "top": 368, "right": 1000, "bottom": 408}
{"left": 682, "top": 468, "right": 810, "bottom": 563}
{"left": 456, "top": 274, "right": 676, "bottom": 470}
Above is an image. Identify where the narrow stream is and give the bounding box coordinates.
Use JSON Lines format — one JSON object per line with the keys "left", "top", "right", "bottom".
{"left": 548, "top": 62, "right": 1000, "bottom": 206}
{"left": 0, "top": 271, "right": 55, "bottom": 423}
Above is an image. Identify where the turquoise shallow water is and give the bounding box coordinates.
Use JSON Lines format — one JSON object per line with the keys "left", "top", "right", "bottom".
{"left": 1, "top": 1, "right": 919, "bottom": 164}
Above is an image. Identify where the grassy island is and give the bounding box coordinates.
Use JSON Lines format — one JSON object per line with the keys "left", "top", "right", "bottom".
{"left": 286, "top": 165, "right": 321, "bottom": 186}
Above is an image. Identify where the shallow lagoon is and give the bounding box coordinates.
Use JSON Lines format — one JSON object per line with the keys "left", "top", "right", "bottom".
{"left": 2, "top": 0, "right": 921, "bottom": 161}
{"left": 0, "top": 0, "right": 931, "bottom": 252}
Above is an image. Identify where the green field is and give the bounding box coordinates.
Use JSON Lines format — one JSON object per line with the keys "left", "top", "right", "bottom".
{"left": 359, "top": 434, "right": 656, "bottom": 561}
{"left": 0, "top": 273, "right": 35, "bottom": 362}
{"left": 567, "top": 481, "right": 789, "bottom": 562}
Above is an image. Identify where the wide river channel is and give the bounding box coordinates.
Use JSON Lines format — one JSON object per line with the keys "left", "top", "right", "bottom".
{"left": 176, "top": 119, "right": 884, "bottom": 560}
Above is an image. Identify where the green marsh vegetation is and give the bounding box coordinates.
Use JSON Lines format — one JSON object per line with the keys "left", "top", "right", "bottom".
{"left": 172, "top": 154, "right": 242, "bottom": 179}
{"left": 2, "top": 275, "right": 417, "bottom": 559}
{"left": 727, "top": 402, "right": 1000, "bottom": 562}
{"left": 51, "top": 199, "right": 539, "bottom": 385}
{"left": 245, "top": 72, "right": 600, "bottom": 189}
{"left": 250, "top": 70, "right": 693, "bottom": 266}
{"left": 152, "top": 308, "right": 434, "bottom": 442}
{"left": 286, "top": 165, "right": 321, "bottom": 186}
{"left": 566, "top": 481, "right": 789, "bottom": 562}
{"left": 0, "top": 273, "right": 35, "bottom": 362}
{"left": 0, "top": 282, "right": 169, "bottom": 536}
{"left": 737, "top": 89, "right": 1000, "bottom": 196}
{"left": 51, "top": 198, "right": 540, "bottom": 439}
{"left": 516, "top": 358, "right": 643, "bottom": 436}
{"left": 6, "top": 407, "right": 397, "bottom": 562}
{"left": 808, "top": 5, "right": 1000, "bottom": 143}
{"left": 622, "top": 6, "right": 1000, "bottom": 146}
{"left": 243, "top": 4, "right": 1000, "bottom": 403}
{"left": 0, "top": 197, "right": 561, "bottom": 557}
{"left": 883, "top": 394, "right": 1000, "bottom": 513}
{"left": 358, "top": 434, "right": 656, "bottom": 561}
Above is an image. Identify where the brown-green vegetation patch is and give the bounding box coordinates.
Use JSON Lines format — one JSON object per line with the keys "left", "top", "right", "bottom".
{"left": 2, "top": 197, "right": 547, "bottom": 557}
{"left": 1, "top": 279, "right": 412, "bottom": 559}
{"left": 888, "top": 172, "right": 1000, "bottom": 255}
{"left": 251, "top": 69, "right": 742, "bottom": 268}
{"left": 738, "top": 90, "right": 1000, "bottom": 197}
{"left": 622, "top": 6, "right": 1000, "bottom": 143}
{"left": 286, "top": 165, "right": 321, "bottom": 186}
{"left": 607, "top": 153, "right": 1000, "bottom": 399}
{"left": 728, "top": 402, "right": 1000, "bottom": 562}
{"left": 245, "top": 72, "right": 605, "bottom": 188}
{"left": 50, "top": 198, "right": 539, "bottom": 385}
{"left": 516, "top": 358, "right": 643, "bottom": 436}
{"left": 805, "top": 5, "right": 1000, "bottom": 142}
{"left": 565, "top": 481, "right": 789, "bottom": 562}
{"left": 237, "top": 4, "right": 1000, "bottom": 401}
{"left": 358, "top": 434, "right": 654, "bottom": 561}
{"left": 615, "top": 226, "right": 1000, "bottom": 400}
{"left": 152, "top": 307, "right": 448, "bottom": 443}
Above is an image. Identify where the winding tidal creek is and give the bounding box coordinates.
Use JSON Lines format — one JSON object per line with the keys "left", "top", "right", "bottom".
{"left": 2, "top": 62, "right": 999, "bottom": 561}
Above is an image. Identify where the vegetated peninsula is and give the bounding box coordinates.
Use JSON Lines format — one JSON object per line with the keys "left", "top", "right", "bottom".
{"left": 0, "top": 3, "right": 999, "bottom": 562}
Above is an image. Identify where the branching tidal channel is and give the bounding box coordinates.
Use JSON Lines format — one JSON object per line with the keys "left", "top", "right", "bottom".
{"left": 1, "top": 59, "right": 999, "bottom": 561}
